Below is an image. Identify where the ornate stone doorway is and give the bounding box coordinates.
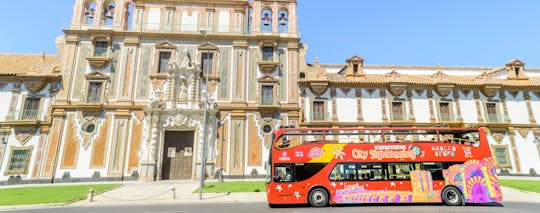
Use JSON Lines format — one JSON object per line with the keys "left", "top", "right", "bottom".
{"left": 161, "top": 131, "right": 194, "bottom": 180}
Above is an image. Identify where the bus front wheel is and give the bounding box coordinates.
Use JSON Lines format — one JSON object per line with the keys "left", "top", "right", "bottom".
{"left": 308, "top": 188, "right": 329, "bottom": 207}
{"left": 442, "top": 186, "right": 464, "bottom": 206}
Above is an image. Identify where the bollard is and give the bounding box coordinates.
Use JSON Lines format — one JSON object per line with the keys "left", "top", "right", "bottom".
{"left": 88, "top": 188, "right": 94, "bottom": 202}
{"left": 218, "top": 167, "right": 224, "bottom": 183}
{"left": 172, "top": 187, "right": 176, "bottom": 199}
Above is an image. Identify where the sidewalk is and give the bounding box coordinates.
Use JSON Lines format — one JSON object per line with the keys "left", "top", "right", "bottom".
{"left": 69, "top": 180, "right": 266, "bottom": 207}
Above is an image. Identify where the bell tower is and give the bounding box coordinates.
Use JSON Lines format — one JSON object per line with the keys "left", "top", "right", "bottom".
{"left": 71, "top": 0, "right": 134, "bottom": 30}
{"left": 251, "top": 0, "right": 298, "bottom": 35}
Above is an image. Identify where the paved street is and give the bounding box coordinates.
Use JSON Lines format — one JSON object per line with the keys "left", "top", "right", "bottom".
{"left": 5, "top": 202, "right": 540, "bottom": 213}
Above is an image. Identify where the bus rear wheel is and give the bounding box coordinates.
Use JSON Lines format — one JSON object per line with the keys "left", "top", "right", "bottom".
{"left": 308, "top": 188, "right": 329, "bottom": 207}
{"left": 442, "top": 186, "right": 464, "bottom": 206}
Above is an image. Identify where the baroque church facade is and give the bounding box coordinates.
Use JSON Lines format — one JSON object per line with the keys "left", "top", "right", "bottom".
{"left": 0, "top": 0, "right": 539, "bottom": 184}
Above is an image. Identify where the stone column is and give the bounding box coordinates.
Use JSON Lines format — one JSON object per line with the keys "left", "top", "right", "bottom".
{"left": 524, "top": 91, "right": 537, "bottom": 124}
{"left": 380, "top": 89, "right": 388, "bottom": 122}
{"left": 356, "top": 89, "right": 364, "bottom": 122}
{"left": 406, "top": 89, "right": 415, "bottom": 122}
{"left": 499, "top": 90, "right": 511, "bottom": 122}
{"left": 5, "top": 83, "right": 21, "bottom": 121}
{"left": 474, "top": 91, "right": 485, "bottom": 123}
{"left": 453, "top": 89, "right": 463, "bottom": 122}
{"left": 331, "top": 89, "right": 338, "bottom": 122}
{"left": 508, "top": 128, "right": 522, "bottom": 173}
{"left": 427, "top": 90, "right": 436, "bottom": 122}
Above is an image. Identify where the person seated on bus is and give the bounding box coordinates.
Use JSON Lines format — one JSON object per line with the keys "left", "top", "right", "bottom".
{"left": 360, "top": 173, "right": 367, "bottom": 180}
{"left": 347, "top": 173, "right": 356, "bottom": 181}
{"left": 284, "top": 168, "right": 293, "bottom": 182}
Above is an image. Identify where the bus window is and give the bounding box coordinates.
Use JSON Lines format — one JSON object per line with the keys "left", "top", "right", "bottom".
{"left": 388, "top": 163, "right": 415, "bottom": 180}
{"left": 358, "top": 163, "right": 387, "bottom": 181}
{"left": 345, "top": 164, "right": 357, "bottom": 181}
{"left": 295, "top": 163, "right": 327, "bottom": 182}
{"left": 274, "top": 164, "right": 294, "bottom": 182}
{"left": 329, "top": 164, "right": 345, "bottom": 181}
{"left": 422, "top": 162, "right": 444, "bottom": 180}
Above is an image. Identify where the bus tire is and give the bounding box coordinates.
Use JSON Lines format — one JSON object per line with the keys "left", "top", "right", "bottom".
{"left": 268, "top": 203, "right": 277, "bottom": 208}
{"left": 441, "top": 186, "right": 464, "bottom": 206}
{"left": 308, "top": 187, "right": 329, "bottom": 207}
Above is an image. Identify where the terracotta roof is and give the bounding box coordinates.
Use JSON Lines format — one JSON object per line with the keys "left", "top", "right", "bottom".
{"left": 0, "top": 53, "right": 59, "bottom": 75}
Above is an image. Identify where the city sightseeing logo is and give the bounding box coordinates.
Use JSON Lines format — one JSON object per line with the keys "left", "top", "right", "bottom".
{"left": 308, "top": 147, "right": 325, "bottom": 159}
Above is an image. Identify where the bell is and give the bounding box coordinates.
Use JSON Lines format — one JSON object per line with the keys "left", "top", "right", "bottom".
{"left": 105, "top": 5, "right": 115, "bottom": 19}
{"left": 262, "top": 13, "right": 271, "bottom": 26}
{"left": 86, "top": 8, "right": 95, "bottom": 19}
{"left": 279, "top": 14, "right": 288, "bottom": 26}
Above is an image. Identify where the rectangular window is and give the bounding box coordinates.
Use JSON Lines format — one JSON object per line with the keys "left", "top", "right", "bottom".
{"left": 6, "top": 147, "right": 32, "bottom": 174}
{"left": 312, "top": 101, "right": 325, "bottom": 121}
{"left": 94, "top": 41, "right": 108, "bottom": 56}
{"left": 391, "top": 102, "right": 404, "bottom": 121}
{"left": 87, "top": 82, "right": 103, "bottom": 103}
{"left": 262, "top": 47, "right": 274, "bottom": 61}
{"left": 158, "top": 52, "right": 171, "bottom": 73}
{"left": 201, "top": 52, "right": 213, "bottom": 75}
{"left": 486, "top": 103, "right": 499, "bottom": 122}
{"left": 358, "top": 163, "right": 387, "bottom": 181}
{"left": 387, "top": 163, "right": 415, "bottom": 180}
{"left": 439, "top": 102, "right": 451, "bottom": 121}
{"left": 494, "top": 147, "right": 510, "bottom": 167}
{"left": 421, "top": 162, "right": 444, "bottom": 180}
{"left": 261, "top": 86, "right": 273, "bottom": 105}
{"left": 21, "top": 98, "right": 40, "bottom": 120}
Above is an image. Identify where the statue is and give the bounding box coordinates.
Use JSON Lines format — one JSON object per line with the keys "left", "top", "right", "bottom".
{"left": 180, "top": 49, "right": 192, "bottom": 69}
{"left": 179, "top": 80, "right": 188, "bottom": 100}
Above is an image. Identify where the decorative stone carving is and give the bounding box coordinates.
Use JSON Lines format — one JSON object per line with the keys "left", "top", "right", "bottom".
{"left": 431, "top": 69, "right": 448, "bottom": 80}
{"left": 385, "top": 67, "right": 401, "bottom": 79}
{"left": 387, "top": 82, "right": 407, "bottom": 97}
{"left": 435, "top": 83, "right": 455, "bottom": 97}
{"left": 482, "top": 84, "right": 502, "bottom": 98}
{"left": 23, "top": 80, "right": 46, "bottom": 93}
{"left": 163, "top": 114, "right": 196, "bottom": 129}
{"left": 14, "top": 128, "right": 37, "bottom": 145}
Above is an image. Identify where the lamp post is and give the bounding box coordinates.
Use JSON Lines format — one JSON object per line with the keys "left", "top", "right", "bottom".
{"left": 199, "top": 28, "right": 210, "bottom": 200}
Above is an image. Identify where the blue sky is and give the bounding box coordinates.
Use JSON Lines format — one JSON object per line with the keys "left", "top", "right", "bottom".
{"left": 1, "top": 0, "right": 539, "bottom": 67}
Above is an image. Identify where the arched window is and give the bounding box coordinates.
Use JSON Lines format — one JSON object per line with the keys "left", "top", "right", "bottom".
{"left": 278, "top": 9, "right": 288, "bottom": 33}
{"left": 124, "top": 2, "right": 134, "bottom": 30}
{"left": 103, "top": 1, "right": 116, "bottom": 26}
{"left": 261, "top": 8, "right": 272, "bottom": 32}
{"left": 84, "top": 1, "right": 97, "bottom": 25}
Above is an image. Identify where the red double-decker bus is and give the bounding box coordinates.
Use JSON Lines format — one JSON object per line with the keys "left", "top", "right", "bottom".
{"left": 265, "top": 127, "right": 502, "bottom": 207}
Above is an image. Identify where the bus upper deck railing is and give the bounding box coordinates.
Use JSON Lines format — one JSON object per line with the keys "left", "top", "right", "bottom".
{"left": 274, "top": 127, "right": 481, "bottom": 150}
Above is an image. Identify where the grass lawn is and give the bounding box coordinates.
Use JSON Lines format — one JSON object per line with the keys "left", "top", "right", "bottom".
{"left": 194, "top": 181, "right": 265, "bottom": 193}
{"left": 0, "top": 184, "right": 120, "bottom": 206}
{"left": 499, "top": 180, "right": 540, "bottom": 194}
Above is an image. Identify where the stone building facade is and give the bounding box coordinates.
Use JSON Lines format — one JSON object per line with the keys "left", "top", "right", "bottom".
{"left": 298, "top": 56, "right": 540, "bottom": 175}
{"left": 0, "top": 0, "right": 302, "bottom": 183}
{"left": 0, "top": 53, "right": 62, "bottom": 183}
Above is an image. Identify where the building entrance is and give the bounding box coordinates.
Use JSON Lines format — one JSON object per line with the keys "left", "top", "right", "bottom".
{"left": 161, "top": 131, "right": 194, "bottom": 180}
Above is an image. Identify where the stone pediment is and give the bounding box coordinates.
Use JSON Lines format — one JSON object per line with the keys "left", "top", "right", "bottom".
{"left": 257, "top": 74, "right": 279, "bottom": 83}
{"left": 163, "top": 114, "right": 197, "bottom": 129}
{"left": 155, "top": 40, "right": 177, "bottom": 49}
{"left": 346, "top": 55, "right": 364, "bottom": 63}
{"left": 85, "top": 70, "right": 109, "bottom": 79}
{"left": 198, "top": 41, "right": 218, "bottom": 51}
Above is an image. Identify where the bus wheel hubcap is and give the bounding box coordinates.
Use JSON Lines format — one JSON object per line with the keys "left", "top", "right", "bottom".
{"left": 447, "top": 191, "right": 458, "bottom": 203}
{"left": 312, "top": 191, "right": 325, "bottom": 204}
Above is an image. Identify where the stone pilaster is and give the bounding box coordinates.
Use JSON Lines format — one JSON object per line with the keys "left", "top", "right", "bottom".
{"left": 5, "top": 83, "right": 21, "bottom": 121}
{"left": 508, "top": 128, "right": 522, "bottom": 173}
{"left": 427, "top": 90, "right": 436, "bottom": 122}
{"left": 331, "top": 89, "right": 338, "bottom": 122}
{"left": 474, "top": 91, "right": 485, "bottom": 123}
{"left": 524, "top": 91, "right": 537, "bottom": 124}
{"left": 499, "top": 90, "right": 510, "bottom": 122}
{"left": 356, "top": 89, "right": 364, "bottom": 122}
{"left": 380, "top": 89, "right": 388, "bottom": 122}
{"left": 453, "top": 89, "right": 463, "bottom": 122}
{"left": 406, "top": 89, "right": 415, "bottom": 122}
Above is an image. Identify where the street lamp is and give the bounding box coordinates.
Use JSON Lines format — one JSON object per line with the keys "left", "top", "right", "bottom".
{"left": 199, "top": 28, "right": 210, "bottom": 200}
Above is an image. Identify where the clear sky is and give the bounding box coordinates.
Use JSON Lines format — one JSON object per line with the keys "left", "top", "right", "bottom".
{"left": 1, "top": 0, "right": 539, "bottom": 67}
